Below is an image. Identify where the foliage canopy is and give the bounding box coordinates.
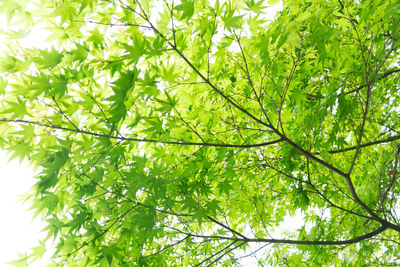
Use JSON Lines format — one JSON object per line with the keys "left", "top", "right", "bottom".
{"left": 1, "top": 0, "right": 400, "bottom": 265}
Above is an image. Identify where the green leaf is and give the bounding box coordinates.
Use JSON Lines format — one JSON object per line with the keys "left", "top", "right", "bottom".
{"left": 32, "top": 47, "right": 64, "bottom": 69}
{"left": 175, "top": 0, "right": 195, "bottom": 21}
{"left": 193, "top": 208, "right": 207, "bottom": 225}
{"left": 222, "top": 8, "right": 244, "bottom": 31}
{"left": 7, "top": 252, "right": 29, "bottom": 267}
{"left": 50, "top": 75, "right": 68, "bottom": 97}
{"left": 8, "top": 140, "right": 30, "bottom": 163}
{"left": 3, "top": 98, "right": 28, "bottom": 119}
{"left": 0, "top": 55, "right": 17, "bottom": 72}
{"left": 30, "top": 240, "right": 46, "bottom": 261}
{"left": 121, "top": 34, "right": 145, "bottom": 63}
{"left": 0, "top": 76, "right": 7, "bottom": 95}
{"left": 72, "top": 43, "right": 89, "bottom": 62}
{"left": 244, "top": 0, "right": 268, "bottom": 13}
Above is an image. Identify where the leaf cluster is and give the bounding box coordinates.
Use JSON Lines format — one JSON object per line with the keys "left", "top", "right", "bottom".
{"left": 1, "top": 0, "right": 400, "bottom": 266}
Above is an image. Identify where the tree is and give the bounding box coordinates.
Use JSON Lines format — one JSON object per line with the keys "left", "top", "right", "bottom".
{"left": 0, "top": 0, "right": 400, "bottom": 265}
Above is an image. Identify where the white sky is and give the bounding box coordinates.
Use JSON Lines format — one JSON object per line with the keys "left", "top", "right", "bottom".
{"left": 0, "top": 151, "right": 54, "bottom": 266}
{"left": 0, "top": 11, "right": 54, "bottom": 266}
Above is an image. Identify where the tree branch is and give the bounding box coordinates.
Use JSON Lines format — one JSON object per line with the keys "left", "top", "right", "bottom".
{"left": 0, "top": 118, "right": 283, "bottom": 148}
{"left": 174, "top": 225, "right": 388, "bottom": 246}
{"left": 326, "top": 134, "right": 400, "bottom": 154}
{"left": 346, "top": 68, "right": 400, "bottom": 94}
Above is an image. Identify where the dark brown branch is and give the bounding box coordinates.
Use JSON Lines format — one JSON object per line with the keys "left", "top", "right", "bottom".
{"left": 74, "top": 19, "right": 153, "bottom": 30}
{"left": 140, "top": 236, "right": 190, "bottom": 259}
{"left": 0, "top": 118, "right": 283, "bottom": 148}
{"left": 205, "top": 241, "right": 246, "bottom": 267}
{"left": 276, "top": 132, "right": 349, "bottom": 178}
{"left": 346, "top": 67, "right": 400, "bottom": 95}
{"left": 327, "top": 134, "right": 400, "bottom": 154}
{"left": 51, "top": 97, "right": 80, "bottom": 131}
{"left": 387, "top": 144, "right": 400, "bottom": 209}
{"left": 176, "top": 225, "right": 388, "bottom": 246}
{"left": 207, "top": 216, "right": 248, "bottom": 239}
{"left": 338, "top": 0, "right": 344, "bottom": 9}
{"left": 66, "top": 205, "right": 137, "bottom": 257}
{"left": 305, "top": 159, "right": 373, "bottom": 220}
{"left": 338, "top": 11, "right": 383, "bottom": 223}
{"left": 233, "top": 32, "right": 269, "bottom": 122}
{"left": 194, "top": 241, "right": 239, "bottom": 267}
